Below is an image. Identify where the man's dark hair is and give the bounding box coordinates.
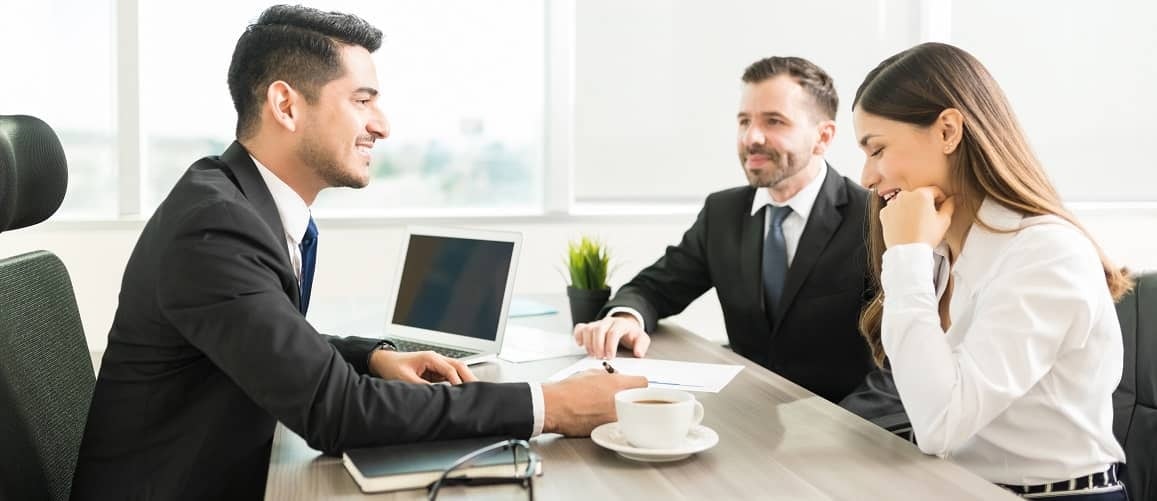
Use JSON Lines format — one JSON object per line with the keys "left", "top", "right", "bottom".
{"left": 741, "top": 56, "right": 838, "bottom": 121}
{"left": 228, "top": 5, "right": 383, "bottom": 139}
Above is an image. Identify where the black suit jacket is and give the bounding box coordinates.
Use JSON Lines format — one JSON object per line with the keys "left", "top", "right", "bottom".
{"left": 602, "top": 166, "right": 874, "bottom": 402}
{"left": 72, "top": 143, "right": 533, "bottom": 500}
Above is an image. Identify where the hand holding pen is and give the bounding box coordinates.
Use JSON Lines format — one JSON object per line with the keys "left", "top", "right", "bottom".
{"left": 601, "top": 359, "right": 702, "bottom": 388}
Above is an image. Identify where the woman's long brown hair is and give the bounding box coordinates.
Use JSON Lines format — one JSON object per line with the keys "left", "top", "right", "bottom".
{"left": 853, "top": 42, "right": 1132, "bottom": 367}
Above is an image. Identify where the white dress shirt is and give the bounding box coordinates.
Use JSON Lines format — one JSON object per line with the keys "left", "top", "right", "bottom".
{"left": 609, "top": 166, "right": 828, "bottom": 330}
{"left": 249, "top": 156, "right": 545, "bottom": 436}
{"left": 881, "top": 197, "right": 1126, "bottom": 485}
{"left": 749, "top": 163, "right": 827, "bottom": 268}
{"left": 252, "top": 157, "right": 311, "bottom": 284}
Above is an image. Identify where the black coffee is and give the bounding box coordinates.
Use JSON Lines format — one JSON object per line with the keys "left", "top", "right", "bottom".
{"left": 633, "top": 399, "right": 676, "bottom": 405}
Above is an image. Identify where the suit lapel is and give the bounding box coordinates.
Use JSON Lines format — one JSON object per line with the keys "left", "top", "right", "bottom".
{"left": 220, "top": 141, "right": 302, "bottom": 309}
{"left": 738, "top": 188, "right": 770, "bottom": 327}
{"left": 773, "top": 165, "right": 847, "bottom": 331}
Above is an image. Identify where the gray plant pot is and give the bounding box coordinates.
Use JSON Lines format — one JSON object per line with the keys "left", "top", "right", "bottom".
{"left": 566, "top": 286, "right": 611, "bottom": 326}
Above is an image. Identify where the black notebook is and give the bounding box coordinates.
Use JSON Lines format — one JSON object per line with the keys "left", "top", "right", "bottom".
{"left": 341, "top": 436, "right": 541, "bottom": 493}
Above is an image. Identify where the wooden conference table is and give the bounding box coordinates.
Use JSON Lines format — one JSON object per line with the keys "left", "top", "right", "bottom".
{"left": 264, "top": 297, "right": 1017, "bottom": 500}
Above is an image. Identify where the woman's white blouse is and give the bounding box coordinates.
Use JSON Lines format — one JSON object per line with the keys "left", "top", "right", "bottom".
{"left": 881, "top": 198, "right": 1126, "bottom": 485}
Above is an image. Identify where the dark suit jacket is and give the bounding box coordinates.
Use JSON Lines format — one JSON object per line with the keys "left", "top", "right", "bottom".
{"left": 602, "top": 166, "right": 874, "bottom": 402}
{"left": 71, "top": 143, "right": 533, "bottom": 500}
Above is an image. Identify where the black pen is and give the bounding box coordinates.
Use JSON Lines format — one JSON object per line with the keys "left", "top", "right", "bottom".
{"left": 601, "top": 360, "right": 616, "bottom": 374}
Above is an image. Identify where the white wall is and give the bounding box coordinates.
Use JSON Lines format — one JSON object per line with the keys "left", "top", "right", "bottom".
{"left": 572, "top": 0, "right": 1157, "bottom": 203}
{"left": 949, "top": 0, "right": 1157, "bottom": 201}
{"left": 0, "top": 214, "right": 725, "bottom": 352}
{"left": 573, "top": 0, "right": 922, "bottom": 203}
{"left": 4, "top": 198, "right": 1156, "bottom": 354}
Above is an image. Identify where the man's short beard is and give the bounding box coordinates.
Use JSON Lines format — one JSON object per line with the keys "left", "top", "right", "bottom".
{"left": 744, "top": 148, "right": 808, "bottom": 189}
{"left": 298, "top": 135, "right": 368, "bottom": 189}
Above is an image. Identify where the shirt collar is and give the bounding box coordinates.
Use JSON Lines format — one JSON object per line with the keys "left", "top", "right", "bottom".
{"left": 250, "top": 155, "right": 311, "bottom": 245}
{"left": 952, "top": 197, "right": 1051, "bottom": 282}
{"left": 750, "top": 163, "right": 828, "bottom": 218}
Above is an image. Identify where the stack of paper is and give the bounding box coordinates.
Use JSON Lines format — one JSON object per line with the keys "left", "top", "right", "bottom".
{"left": 548, "top": 357, "right": 743, "bottom": 393}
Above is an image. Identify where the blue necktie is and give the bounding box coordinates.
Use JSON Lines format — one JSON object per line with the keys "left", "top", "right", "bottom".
{"left": 299, "top": 217, "right": 318, "bottom": 315}
{"left": 762, "top": 205, "right": 792, "bottom": 321}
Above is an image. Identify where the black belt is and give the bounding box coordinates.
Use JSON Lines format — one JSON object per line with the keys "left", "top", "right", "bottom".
{"left": 997, "top": 464, "right": 1122, "bottom": 496}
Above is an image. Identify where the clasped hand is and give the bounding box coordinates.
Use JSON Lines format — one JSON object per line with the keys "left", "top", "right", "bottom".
{"left": 879, "top": 186, "right": 955, "bottom": 248}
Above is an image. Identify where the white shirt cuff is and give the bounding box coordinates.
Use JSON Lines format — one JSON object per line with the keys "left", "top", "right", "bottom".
{"left": 881, "top": 243, "right": 937, "bottom": 298}
{"left": 605, "top": 307, "right": 646, "bottom": 331}
{"left": 528, "top": 382, "right": 545, "bottom": 437}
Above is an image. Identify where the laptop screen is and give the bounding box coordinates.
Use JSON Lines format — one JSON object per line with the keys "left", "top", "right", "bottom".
{"left": 391, "top": 234, "right": 515, "bottom": 341}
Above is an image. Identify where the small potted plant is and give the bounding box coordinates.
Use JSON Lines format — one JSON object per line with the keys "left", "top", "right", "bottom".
{"left": 564, "top": 236, "right": 612, "bottom": 326}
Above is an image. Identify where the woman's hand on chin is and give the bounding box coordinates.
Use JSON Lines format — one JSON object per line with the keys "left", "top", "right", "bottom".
{"left": 879, "top": 186, "right": 955, "bottom": 248}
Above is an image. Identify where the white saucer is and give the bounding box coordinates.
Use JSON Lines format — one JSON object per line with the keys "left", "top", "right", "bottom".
{"left": 590, "top": 422, "right": 719, "bottom": 462}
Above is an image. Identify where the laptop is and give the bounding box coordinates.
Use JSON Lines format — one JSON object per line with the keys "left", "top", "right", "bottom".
{"left": 383, "top": 226, "right": 521, "bottom": 365}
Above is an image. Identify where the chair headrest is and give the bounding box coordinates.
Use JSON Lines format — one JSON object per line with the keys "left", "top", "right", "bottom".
{"left": 0, "top": 115, "right": 68, "bottom": 234}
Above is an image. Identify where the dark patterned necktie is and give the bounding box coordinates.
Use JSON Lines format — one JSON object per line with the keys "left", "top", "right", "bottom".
{"left": 762, "top": 205, "right": 792, "bottom": 321}
{"left": 299, "top": 217, "right": 318, "bottom": 314}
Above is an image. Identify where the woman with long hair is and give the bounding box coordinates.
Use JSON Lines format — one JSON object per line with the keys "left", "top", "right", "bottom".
{"left": 853, "top": 42, "right": 1130, "bottom": 500}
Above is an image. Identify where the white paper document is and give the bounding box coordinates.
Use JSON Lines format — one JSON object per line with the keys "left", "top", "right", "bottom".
{"left": 548, "top": 357, "right": 743, "bottom": 393}
{"left": 499, "top": 325, "right": 587, "bottom": 363}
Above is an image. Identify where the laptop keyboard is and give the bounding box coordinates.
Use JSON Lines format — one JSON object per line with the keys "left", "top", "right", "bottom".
{"left": 392, "top": 339, "right": 479, "bottom": 360}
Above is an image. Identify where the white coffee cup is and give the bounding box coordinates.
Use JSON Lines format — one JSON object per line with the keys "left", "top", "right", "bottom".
{"left": 614, "top": 388, "right": 704, "bottom": 449}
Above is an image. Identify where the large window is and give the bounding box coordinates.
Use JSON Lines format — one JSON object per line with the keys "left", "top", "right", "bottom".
{"left": 0, "top": 0, "right": 117, "bottom": 217}
{"left": 2, "top": 1, "right": 544, "bottom": 219}
{"left": 141, "top": 0, "right": 545, "bottom": 214}
{"left": 4, "top": 0, "right": 1155, "bottom": 223}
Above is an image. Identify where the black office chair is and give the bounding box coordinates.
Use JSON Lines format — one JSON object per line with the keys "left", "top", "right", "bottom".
{"left": 1113, "top": 272, "right": 1156, "bottom": 501}
{"left": 0, "top": 115, "right": 94, "bottom": 501}
{"left": 838, "top": 364, "right": 912, "bottom": 439}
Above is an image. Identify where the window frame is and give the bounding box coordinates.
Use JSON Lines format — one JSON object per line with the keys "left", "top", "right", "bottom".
{"left": 45, "top": 0, "right": 1157, "bottom": 226}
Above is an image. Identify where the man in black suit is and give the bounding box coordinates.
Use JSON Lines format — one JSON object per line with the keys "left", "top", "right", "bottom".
{"left": 72, "top": 6, "right": 644, "bottom": 500}
{"left": 574, "top": 57, "right": 874, "bottom": 403}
